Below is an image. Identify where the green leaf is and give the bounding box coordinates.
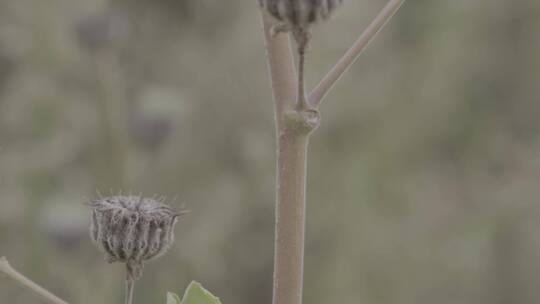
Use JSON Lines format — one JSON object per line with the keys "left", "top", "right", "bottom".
{"left": 180, "top": 281, "right": 222, "bottom": 304}
{"left": 167, "top": 292, "right": 182, "bottom": 304}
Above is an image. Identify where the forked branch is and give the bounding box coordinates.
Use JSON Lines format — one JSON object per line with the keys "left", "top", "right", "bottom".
{"left": 0, "top": 257, "right": 69, "bottom": 304}
{"left": 309, "top": 0, "right": 406, "bottom": 107}
{"left": 261, "top": 2, "right": 406, "bottom": 304}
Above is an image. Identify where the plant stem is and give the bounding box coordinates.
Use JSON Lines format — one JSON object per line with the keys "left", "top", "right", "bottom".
{"left": 309, "top": 0, "right": 406, "bottom": 107}
{"left": 261, "top": 14, "right": 297, "bottom": 130}
{"left": 125, "top": 272, "right": 135, "bottom": 304}
{"left": 95, "top": 49, "right": 130, "bottom": 189}
{"left": 0, "top": 257, "right": 69, "bottom": 304}
{"left": 262, "top": 13, "right": 318, "bottom": 304}
{"left": 273, "top": 129, "right": 310, "bottom": 304}
{"left": 260, "top": 2, "right": 404, "bottom": 303}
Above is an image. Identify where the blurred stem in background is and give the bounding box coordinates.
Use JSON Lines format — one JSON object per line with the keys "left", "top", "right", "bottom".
{"left": 260, "top": 1, "right": 405, "bottom": 304}
{"left": 94, "top": 48, "right": 130, "bottom": 190}
{"left": 0, "top": 257, "right": 69, "bottom": 304}
{"left": 74, "top": 8, "right": 132, "bottom": 191}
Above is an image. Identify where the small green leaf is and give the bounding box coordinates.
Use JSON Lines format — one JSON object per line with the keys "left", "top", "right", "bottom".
{"left": 180, "top": 281, "right": 222, "bottom": 304}
{"left": 167, "top": 292, "right": 181, "bottom": 304}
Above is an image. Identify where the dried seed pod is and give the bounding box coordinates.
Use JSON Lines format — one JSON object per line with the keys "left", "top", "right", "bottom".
{"left": 259, "top": 0, "right": 344, "bottom": 110}
{"left": 259, "top": 0, "right": 344, "bottom": 29}
{"left": 88, "top": 195, "right": 184, "bottom": 280}
{"left": 259, "top": 0, "right": 345, "bottom": 56}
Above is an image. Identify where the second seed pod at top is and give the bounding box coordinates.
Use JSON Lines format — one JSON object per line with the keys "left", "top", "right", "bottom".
{"left": 259, "top": 0, "right": 344, "bottom": 30}
{"left": 260, "top": 0, "right": 344, "bottom": 111}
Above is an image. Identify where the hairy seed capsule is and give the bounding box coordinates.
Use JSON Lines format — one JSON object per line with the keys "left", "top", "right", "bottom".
{"left": 259, "top": 0, "right": 344, "bottom": 29}
{"left": 88, "top": 195, "right": 184, "bottom": 280}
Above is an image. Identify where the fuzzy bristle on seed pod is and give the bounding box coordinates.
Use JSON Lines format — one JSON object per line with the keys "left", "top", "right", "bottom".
{"left": 259, "top": 0, "right": 344, "bottom": 110}
{"left": 88, "top": 195, "right": 185, "bottom": 280}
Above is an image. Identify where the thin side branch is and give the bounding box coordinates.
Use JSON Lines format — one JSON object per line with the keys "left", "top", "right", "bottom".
{"left": 309, "top": 0, "right": 406, "bottom": 107}
{"left": 0, "top": 257, "right": 69, "bottom": 304}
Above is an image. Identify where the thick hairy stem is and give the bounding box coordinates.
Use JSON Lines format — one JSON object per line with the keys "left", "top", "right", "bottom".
{"left": 0, "top": 257, "right": 69, "bottom": 304}
{"left": 273, "top": 129, "right": 310, "bottom": 304}
{"left": 309, "top": 0, "right": 406, "bottom": 107}
{"left": 262, "top": 12, "right": 317, "bottom": 304}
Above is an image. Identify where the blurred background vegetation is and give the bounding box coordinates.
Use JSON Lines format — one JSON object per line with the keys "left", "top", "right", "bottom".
{"left": 1, "top": 0, "right": 540, "bottom": 303}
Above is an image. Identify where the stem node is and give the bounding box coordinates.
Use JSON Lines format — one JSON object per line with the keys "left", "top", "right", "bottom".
{"left": 284, "top": 109, "right": 321, "bottom": 135}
